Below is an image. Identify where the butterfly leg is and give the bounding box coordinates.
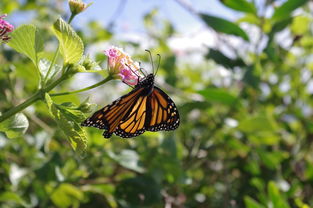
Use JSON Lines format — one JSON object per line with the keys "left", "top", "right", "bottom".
{"left": 122, "top": 81, "right": 135, "bottom": 89}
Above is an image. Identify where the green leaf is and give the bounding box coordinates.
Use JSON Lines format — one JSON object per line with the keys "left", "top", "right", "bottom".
{"left": 206, "top": 49, "right": 246, "bottom": 69}
{"left": 268, "top": 181, "right": 290, "bottom": 208}
{"left": 52, "top": 18, "right": 84, "bottom": 64}
{"left": 0, "top": 192, "right": 28, "bottom": 206}
{"left": 290, "top": 16, "right": 310, "bottom": 35}
{"left": 258, "top": 151, "right": 289, "bottom": 170}
{"left": 38, "top": 59, "right": 61, "bottom": 82}
{"left": 220, "top": 0, "right": 256, "bottom": 14}
{"left": 198, "top": 88, "right": 238, "bottom": 106}
{"left": 238, "top": 114, "right": 277, "bottom": 133}
{"left": 8, "top": 24, "right": 43, "bottom": 67}
{"left": 244, "top": 196, "right": 265, "bottom": 208}
{"left": 50, "top": 183, "right": 84, "bottom": 208}
{"left": 107, "top": 149, "right": 145, "bottom": 173}
{"left": 45, "top": 93, "right": 87, "bottom": 152}
{"left": 0, "top": 113, "right": 29, "bottom": 138}
{"left": 272, "top": 0, "right": 308, "bottom": 21}
{"left": 200, "top": 14, "right": 249, "bottom": 41}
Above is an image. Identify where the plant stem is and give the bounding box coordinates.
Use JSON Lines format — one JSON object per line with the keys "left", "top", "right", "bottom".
{"left": 50, "top": 76, "right": 113, "bottom": 97}
{"left": 0, "top": 15, "right": 81, "bottom": 123}
{"left": 0, "top": 72, "right": 70, "bottom": 123}
{"left": 42, "top": 15, "right": 75, "bottom": 87}
{"left": 43, "top": 45, "right": 60, "bottom": 86}
{"left": 0, "top": 92, "right": 41, "bottom": 123}
{"left": 68, "top": 13, "right": 76, "bottom": 24}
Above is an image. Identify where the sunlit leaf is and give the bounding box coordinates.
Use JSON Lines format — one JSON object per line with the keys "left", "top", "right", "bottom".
{"left": 268, "top": 181, "right": 290, "bottom": 208}
{"left": 45, "top": 93, "right": 87, "bottom": 152}
{"left": 220, "top": 0, "right": 256, "bottom": 14}
{"left": 0, "top": 113, "right": 29, "bottom": 138}
{"left": 244, "top": 196, "right": 265, "bottom": 208}
{"left": 290, "top": 16, "right": 310, "bottom": 35}
{"left": 50, "top": 183, "right": 84, "bottom": 208}
{"left": 52, "top": 18, "right": 84, "bottom": 64}
{"left": 0, "top": 192, "right": 28, "bottom": 206}
{"left": 272, "top": 0, "right": 308, "bottom": 21}
{"left": 8, "top": 24, "right": 43, "bottom": 67}
{"left": 200, "top": 13, "right": 249, "bottom": 41}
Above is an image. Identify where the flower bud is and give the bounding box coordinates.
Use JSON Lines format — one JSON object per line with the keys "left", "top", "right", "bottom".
{"left": 68, "top": 0, "right": 91, "bottom": 15}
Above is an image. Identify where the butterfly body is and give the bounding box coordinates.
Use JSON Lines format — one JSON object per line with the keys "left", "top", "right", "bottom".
{"left": 82, "top": 74, "right": 180, "bottom": 138}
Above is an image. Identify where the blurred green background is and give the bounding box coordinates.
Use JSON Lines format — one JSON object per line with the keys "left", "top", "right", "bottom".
{"left": 1, "top": 0, "right": 313, "bottom": 207}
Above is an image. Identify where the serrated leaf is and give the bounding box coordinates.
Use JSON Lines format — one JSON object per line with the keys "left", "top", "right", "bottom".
{"left": 220, "top": 0, "right": 256, "bottom": 14}
{"left": 198, "top": 88, "right": 239, "bottom": 106}
{"left": 107, "top": 149, "right": 145, "bottom": 173}
{"left": 0, "top": 113, "right": 29, "bottom": 138}
{"left": 52, "top": 18, "right": 84, "bottom": 64}
{"left": 8, "top": 24, "right": 43, "bottom": 66}
{"left": 45, "top": 93, "right": 87, "bottom": 152}
{"left": 200, "top": 14, "right": 249, "bottom": 41}
{"left": 272, "top": 0, "right": 308, "bottom": 21}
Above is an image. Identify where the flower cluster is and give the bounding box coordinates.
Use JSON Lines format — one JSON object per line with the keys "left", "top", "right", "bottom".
{"left": 0, "top": 14, "right": 14, "bottom": 42}
{"left": 104, "top": 46, "right": 141, "bottom": 85}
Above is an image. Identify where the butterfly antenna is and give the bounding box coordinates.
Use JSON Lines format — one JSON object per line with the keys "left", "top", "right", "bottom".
{"left": 138, "top": 62, "right": 147, "bottom": 77}
{"left": 125, "top": 63, "right": 139, "bottom": 78}
{"left": 145, "top": 49, "right": 155, "bottom": 74}
{"left": 155, "top": 54, "right": 161, "bottom": 76}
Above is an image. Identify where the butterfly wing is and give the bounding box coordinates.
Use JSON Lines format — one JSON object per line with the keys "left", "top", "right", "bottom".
{"left": 114, "top": 86, "right": 180, "bottom": 138}
{"left": 114, "top": 95, "right": 149, "bottom": 138}
{"left": 145, "top": 86, "right": 180, "bottom": 132}
{"left": 81, "top": 87, "right": 145, "bottom": 138}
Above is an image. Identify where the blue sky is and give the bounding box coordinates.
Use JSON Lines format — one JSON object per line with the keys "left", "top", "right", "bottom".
{"left": 9, "top": 0, "right": 241, "bottom": 35}
{"left": 73, "top": 0, "right": 240, "bottom": 34}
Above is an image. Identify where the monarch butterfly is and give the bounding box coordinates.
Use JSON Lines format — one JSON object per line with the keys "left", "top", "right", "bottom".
{"left": 81, "top": 54, "right": 180, "bottom": 138}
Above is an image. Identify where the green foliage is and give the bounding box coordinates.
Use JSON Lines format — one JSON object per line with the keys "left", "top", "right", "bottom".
{"left": 198, "top": 88, "right": 238, "bottom": 106}
{"left": 200, "top": 13, "right": 249, "bottom": 41}
{"left": 0, "top": 113, "right": 29, "bottom": 138}
{"left": 1, "top": 0, "right": 313, "bottom": 207}
{"left": 52, "top": 18, "right": 84, "bottom": 64}
{"left": 45, "top": 94, "right": 87, "bottom": 153}
{"left": 272, "top": 0, "right": 309, "bottom": 21}
{"left": 220, "top": 0, "right": 257, "bottom": 14}
{"left": 7, "top": 24, "right": 43, "bottom": 68}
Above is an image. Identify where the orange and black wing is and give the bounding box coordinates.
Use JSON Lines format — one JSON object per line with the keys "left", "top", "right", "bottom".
{"left": 114, "top": 86, "right": 180, "bottom": 138}
{"left": 145, "top": 86, "right": 180, "bottom": 132}
{"left": 81, "top": 87, "right": 145, "bottom": 138}
{"left": 114, "top": 94, "right": 149, "bottom": 138}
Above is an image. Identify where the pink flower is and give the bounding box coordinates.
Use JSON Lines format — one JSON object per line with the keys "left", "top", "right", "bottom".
{"left": 104, "top": 46, "right": 141, "bottom": 85}
{"left": 0, "top": 14, "right": 14, "bottom": 42}
{"left": 119, "top": 68, "right": 139, "bottom": 85}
